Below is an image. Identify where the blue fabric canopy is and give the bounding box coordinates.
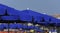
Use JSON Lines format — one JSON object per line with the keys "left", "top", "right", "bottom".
{"left": 1, "top": 16, "right": 18, "bottom": 20}
{"left": 28, "top": 26, "right": 34, "bottom": 29}
{"left": 7, "top": 8, "right": 21, "bottom": 15}
{"left": 36, "top": 29, "right": 43, "bottom": 32}
{"left": 20, "top": 10, "right": 44, "bottom": 22}
{"left": 0, "top": 4, "right": 60, "bottom": 26}
{"left": 0, "top": 24, "right": 4, "bottom": 30}
{"left": 17, "top": 24, "right": 23, "bottom": 29}
{"left": 9, "top": 23, "right": 17, "bottom": 29}
{"left": 0, "top": 4, "right": 21, "bottom": 15}
{"left": 0, "top": 23, "right": 42, "bottom": 31}
{"left": 3, "top": 24, "right": 8, "bottom": 29}
{"left": 34, "top": 26, "right": 39, "bottom": 29}
{"left": 22, "top": 25, "right": 27, "bottom": 29}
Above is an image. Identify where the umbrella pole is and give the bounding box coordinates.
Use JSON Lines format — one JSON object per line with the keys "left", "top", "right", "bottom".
{"left": 8, "top": 21, "right": 9, "bottom": 33}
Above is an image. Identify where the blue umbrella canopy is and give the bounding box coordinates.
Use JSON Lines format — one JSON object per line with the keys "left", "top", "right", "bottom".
{"left": 34, "top": 26, "right": 39, "bottom": 29}
{"left": 20, "top": 10, "right": 43, "bottom": 16}
{"left": 1, "top": 16, "right": 18, "bottom": 20}
{"left": 0, "top": 9, "right": 5, "bottom": 15}
{"left": 2, "top": 23, "right": 8, "bottom": 29}
{"left": 56, "top": 23, "right": 60, "bottom": 27}
{"left": 20, "top": 15, "right": 32, "bottom": 22}
{"left": 0, "top": 4, "right": 10, "bottom": 15}
{"left": 0, "top": 4, "right": 21, "bottom": 16}
{"left": 9, "top": 23, "right": 17, "bottom": 29}
{"left": 20, "top": 10, "right": 45, "bottom": 22}
{"left": 0, "top": 24, "right": 5, "bottom": 29}
{"left": 7, "top": 8, "right": 21, "bottom": 15}
{"left": 0, "top": 4, "right": 60, "bottom": 26}
{"left": 28, "top": 26, "right": 34, "bottom": 29}
{"left": 20, "top": 10, "right": 60, "bottom": 24}
{"left": 22, "top": 24, "right": 28, "bottom": 29}
{"left": 36, "top": 29, "right": 43, "bottom": 32}
{"left": 55, "top": 19, "right": 60, "bottom": 27}
{"left": 20, "top": 10, "right": 32, "bottom": 21}
{"left": 0, "top": 4, "right": 6, "bottom": 15}
{"left": 17, "top": 24, "right": 23, "bottom": 29}
{"left": 0, "top": 4, "right": 7, "bottom": 10}
{"left": 46, "top": 17, "right": 60, "bottom": 26}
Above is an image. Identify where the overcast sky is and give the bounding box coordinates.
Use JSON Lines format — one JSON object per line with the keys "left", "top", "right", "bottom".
{"left": 0, "top": 0, "right": 60, "bottom": 15}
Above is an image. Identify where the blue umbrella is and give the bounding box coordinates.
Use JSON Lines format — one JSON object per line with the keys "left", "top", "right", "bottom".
{"left": 22, "top": 25, "right": 28, "bottom": 29}
{"left": 0, "top": 4, "right": 21, "bottom": 16}
{"left": 47, "top": 17, "right": 60, "bottom": 26}
{"left": 20, "top": 10, "right": 32, "bottom": 22}
{"left": 1, "top": 16, "right": 18, "bottom": 20}
{"left": 0, "top": 10, "right": 5, "bottom": 15}
{"left": 3, "top": 23, "right": 8, "bottom": 29}
{"left": 7, "top": 8, "right": 21, "bottom": 15}
{"left": 17, "top": 24, "right": 23, "bottom": 29}
{"left": 1, "top": 4, "right": 60, "bottom": 27}
{"left": 36, "top": 29, "right": 43, "bottom": 32}
{"left": 20, "top": 10, "right": 45, "bottom": 23}
{"left": 34, "top": 26, "right": 39, "bottom": 29}
{"left": 0, "top": 24, "right": 4, "bottom": 30}
{"left": 55, "top": 19, "right": 60, "bottom": 27}
{"left": 9, "top": 23, "right": 17, "bottom": 29}
{"left": 27, "top": 26, "right": 34, "bottom": 30}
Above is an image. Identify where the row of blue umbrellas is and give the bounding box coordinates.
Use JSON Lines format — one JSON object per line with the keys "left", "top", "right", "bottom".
{"left": 0, "top": 23, "right": 43, "bottom": 32}
{"left": 0, "top": 4, "right": 60, "bottom": 27}
{"left": 0, "top": 9, "right": 59, "bottom": 22}
{"left": 0, "top": 10, "right": 60, "bottom": 26}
